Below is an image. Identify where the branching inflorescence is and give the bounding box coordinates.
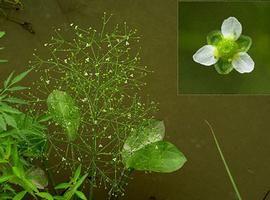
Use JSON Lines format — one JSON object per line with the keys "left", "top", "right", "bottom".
{"left": 29, "top": 13, "right": 158, "bottom": 198}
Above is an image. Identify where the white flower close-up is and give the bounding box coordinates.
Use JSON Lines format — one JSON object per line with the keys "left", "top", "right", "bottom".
{"left": 193, "top": 17, "right": 254, "bottom": 74}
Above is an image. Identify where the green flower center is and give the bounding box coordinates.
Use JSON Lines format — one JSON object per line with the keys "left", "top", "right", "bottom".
{"left": 216, "top": 39, "right": 239, "bottom": 60}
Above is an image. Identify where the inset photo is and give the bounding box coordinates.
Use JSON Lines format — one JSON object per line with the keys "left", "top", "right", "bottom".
{"left": 178, "top": 1, "right": 270, "bottom": 94}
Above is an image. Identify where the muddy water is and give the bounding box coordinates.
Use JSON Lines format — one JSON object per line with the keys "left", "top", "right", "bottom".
{"left": 0, "top": 0, "right": 270, "bottom": 200}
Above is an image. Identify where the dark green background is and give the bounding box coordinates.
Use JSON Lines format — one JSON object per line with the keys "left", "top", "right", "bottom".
{"left": 179, "top": 1, "right": 270, "bottom": 94}
{"left": 1, "top": 0, "right": 270, "bottom": 200}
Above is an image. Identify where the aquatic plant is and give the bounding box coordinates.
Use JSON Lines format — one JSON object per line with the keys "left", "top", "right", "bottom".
{"left": 193, "top": 17, "right": 254, "bottom": 74}
{"left": 27, "top": 14, "right": 186, "bottom": 199}
{"left": 0, "top": 14, "right": 186, "bottom": 199}
{"left": 0, "top": 70, "right": 48, "bottom": 199}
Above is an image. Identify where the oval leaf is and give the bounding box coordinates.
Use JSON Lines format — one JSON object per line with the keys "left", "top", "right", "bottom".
{"left": 26, "top": 167, "right": 48, "bottom": 189}
{"left": 125, "top": 141, "right": 187, "bottom": 173}
{"left": 47, "top": 90, "right": 80, "bottom": 141}
{"left": 122, "top": 120, "right": 165, "bottom": 163}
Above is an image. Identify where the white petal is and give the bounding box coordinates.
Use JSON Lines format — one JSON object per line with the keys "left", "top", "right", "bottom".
{"left": 221, "top": 17, "right": 242, "bottom": 40}
{"left": 232, "top": 52, "right": 254, "bottom": 73}
{"left": 193, "top": 45, "right": 218, "bottom": 66}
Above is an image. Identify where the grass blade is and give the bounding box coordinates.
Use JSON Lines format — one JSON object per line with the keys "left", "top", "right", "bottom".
{"left": 205, "top": 120, "right": 243, "bottom": 200}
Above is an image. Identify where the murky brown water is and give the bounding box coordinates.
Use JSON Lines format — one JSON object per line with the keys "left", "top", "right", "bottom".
{"left": 0, "top": 0, "right": 270, "bottom": 200}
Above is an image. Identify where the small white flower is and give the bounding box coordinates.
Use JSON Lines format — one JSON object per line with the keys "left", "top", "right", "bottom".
{"left": 193, "top": 17, "right": 254, "bottom": 74}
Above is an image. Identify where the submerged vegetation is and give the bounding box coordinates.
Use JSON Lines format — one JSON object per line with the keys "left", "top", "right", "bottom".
{"left": 0, "top": 14, "right": 186, "bottom": 199}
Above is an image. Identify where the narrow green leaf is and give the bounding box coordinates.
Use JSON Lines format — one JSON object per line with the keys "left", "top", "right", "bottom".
{"left": 125, "top": 141, "right": 187, "bottom": 173}
{"left": 37, "top": 113, "right": 52, "bottom": 122}
{"left": 11, "top": 69, "right": 32, "bottom": 85}
{"left": 12, "top": 166, "right": 23, "bottom": 178}
{"left": 4, "top": 97, "right": 28, "bottom": 105}
{"left": 13, "top": 190, "right": 27, "bottom": 200}
{"left": 0, "top": 159, "right": 9, "bottom": 164}
{"left": 75, "top": 191, "right": 87, "bottom": 200}
{"left": 3, "top": 113, "right": 17, "bottom": 128}
{"left": 0, "top": 59, "right": 8, "bottom": 63}
{"left": 47, "top": 90, "right": 80, "bottom": 141}
{"left": 36, "top": 192, "right": 54, "bottom": 200}
{"left": 11, "top": 145, "right": 19, "bottom": 166}
{"left": 73, "top": 165, "right": 81, "bottom": 182}
{"left": 0, "top": 94, "right": 7, "bottom": 101}
{"left": 0, "top": 175, "right": 13, "bottom": 183}
{"left": 0, "top": 103, "right": 21, "bottom": 114}
{"left": 0, "top": 32, "right": 5, "bottom": 38}
{"left": 21, "top": 177, "right": 39, "bottom": 193}
{"left": 0, "top": 114, "right": 7, "bottom": 130}
{"left": 53, "top": 196, "right": 65, "bottom": 200}
{"left": 63, "top": 173, "right": 88, "bottom": 200}
{"left": 7, "top": 86, "right": 29, "bottom": 91}
{"left": 4, "top": 71, "right": 14, "bottom": 88}
{"left": 205, "top": 120, "right": 243, "bottom": 200}
{"left": 54, "top": 182, "right": 70, "bottom": 190}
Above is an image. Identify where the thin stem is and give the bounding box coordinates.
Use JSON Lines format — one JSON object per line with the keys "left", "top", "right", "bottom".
{"left": 205, "top": 120, "right": 243, "bottom": 200}
{"left": 43, "top": 159, "right": 58, "bottom": 195}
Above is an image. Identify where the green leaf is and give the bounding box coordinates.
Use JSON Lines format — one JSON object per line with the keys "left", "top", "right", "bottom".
{"left": 13, "top": 190, "right": 27, "bottom": 200}
{"left": 11, "top": 69, "right": 32, "bottom": 85}
{"left": 75, "top": 191, "right": 87, "bottom": 200}
{"left": 0, "top": 32, "right": 5, "bottom": 38}
{"left": 207, "top": 31, "right": 223, "bottom": 46}
{"left": 11, "top": 145, "right": 19, "bottom": 166}
{"left": 12, "top": 113, "right": 47, "bottom": 158}
{"left": 3, "top": 113, "right": 17, "bottom": 128}
{"left": 214, "top": 59, "right": 234, "bottom": 75}
{"left": 63, "top": 173, "right": 88, "bottom": 200}
{"left": 54, "top": 182, "right": 70, "bottom": 190}
{"left": 0, "top": 114, "right": 7, "bottom": 130}
{"left": 4, "top": 97, "right": 28, "bottom": 105}
{"left": 73, "top": 165, "right": 81, "bottom": 182}
{"left": 125, "top": 141, "right": 187, "bottom": 173}
{"left": 37, "top": 113, "right": 52, "bottom": 122}
{"left": 0, "top": 159, "right": 9, "bottom": 164}
{"left": 26, "top": 167, "right": 48, "bottom": 189}
{"left": 205, "top": 120, "right": 243, "bottom": 200}
{"left": 122, "top": 120, "right": 165, "bottom": 164}
{"left": 0, "top": 175, "right": 14, "bottom": 183}
{"left": 53, "top": 196, "right": 65, "bottom": 200}
{"left": 36, "top": 192, "right": 54, "bottom": 200}
{"left": 0, "top": 59, "right": 8, "bottom": 63}
{"left": 4, "top": 71, "right": 14, "bottom": 88}
{"left": 236, "top": 35, "right": 252, "bottom": 52}
{"left": 7, "top": 86, "right": 29, "bottom": 91}
{"left": 47, "top": 90, "right": 80, "bottom": 141}
{"left": 0, "top": 103, "right": 21, "bottom": 114}
{"left": 12, "top": 166, "right": 23, "bottom": 178}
